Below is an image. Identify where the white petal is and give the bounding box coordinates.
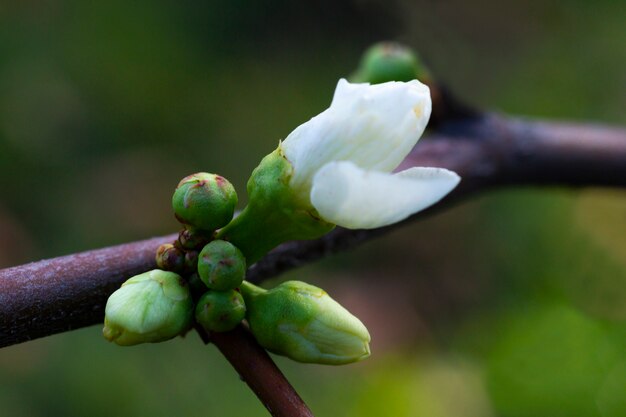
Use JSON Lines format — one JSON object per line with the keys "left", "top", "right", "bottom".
{"left": 282, "top": 79, "right": 431, "bottom": 196}
{"left": 310, "top": 161, "right": 460, "bottom": 229}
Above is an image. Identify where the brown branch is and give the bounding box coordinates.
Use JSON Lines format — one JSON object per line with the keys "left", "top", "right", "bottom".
{"left": 0, "top": 110, "right": 625, "bottom": 417}
{"left": 207, "top": 326, "right": 314, "bottom": 417}
{"left": 247, "top": 114, "right": 626, "bottom": 282}
{"left": 0, "top": 230, "right": 314, "bottom": 416}
{"left": 1, "top": 114, "right": 625, "bottom": 348}
{"left": 0, "top": 234, "right": 176, "bottom": 346}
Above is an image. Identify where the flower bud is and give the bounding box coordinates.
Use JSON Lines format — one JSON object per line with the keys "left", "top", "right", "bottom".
{"left": 178, "top": 228, "right": 211, "bottom": 250}
{"left": 103, "top": 269, "right": 193, "bottom": 346}
{"left": 241, "top": 280, "right": 371, "bottom": 365}
{"left": 351, "top": 42, "right": 429, "bottom": 84}
{"left": 172, "top": 173, "right": 237, "bottom": 232}
{"left": 155, "top": 243, "right": 185, "bottom": 272}
{"left": 195, "top": 290, "right": 246, "bottom": 332}
{"left": 197, "top": 240, "right": 246, "bottom": 291}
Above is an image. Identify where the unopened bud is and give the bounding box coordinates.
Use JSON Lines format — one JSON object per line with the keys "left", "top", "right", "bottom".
{"left": 241, "top": 280, "right": 371, "bottom": 365}
{"left": 155, "top": 243, "right": 185, "bottom": 272}
{"left": 103, "top": 270, "right": 193, "bottom": 346}
{"left": 352, "top": 42, "right": 429, "bottom": 84}
{"left": 178, "top": 228, "right": 211, "bottom": 250}
{"left": 197, "top": 240, "right": 246, "bottom": 291}
{"left": 172, "top": 173, "right": 237, "bottom": 232}
{"left": 195, "top": 290, "right": 246, "bottom": 332}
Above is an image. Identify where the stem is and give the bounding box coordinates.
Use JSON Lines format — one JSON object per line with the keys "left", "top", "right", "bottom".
{"left": 0, "top": 110, "right": 624, "bottom": 417}
{"left": 216, "top": 205, "right": 284, "bottom": 265}
{"left": 202, "top": 325, "right": 315, "bottom": 417}
{"left": 2, "top": 115, "right": 625, "bottom": 348}
{"left": 216, "top": 148, "right": 334, "bottom": 265}
{"left": 240, "top": 280, "right": 266, "bottom": 298}
{"left": 0, "top": 233, "right": 176, "bottom": 347}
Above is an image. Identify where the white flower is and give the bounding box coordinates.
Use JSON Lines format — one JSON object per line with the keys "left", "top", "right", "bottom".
{"left": 218, "top": 78, "right": 461, "bottom": 263}
{"left": 280, "top": 78, "right": 460, "bottom": 229}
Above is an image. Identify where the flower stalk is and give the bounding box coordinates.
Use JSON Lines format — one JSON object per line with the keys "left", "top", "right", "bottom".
{"left": 217, "top": 147, "right": 334, "bottom": 264}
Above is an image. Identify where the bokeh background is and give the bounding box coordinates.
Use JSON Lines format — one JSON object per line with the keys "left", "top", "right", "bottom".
{"left": 1, "top": 1, "right": 625, "bottom": 416}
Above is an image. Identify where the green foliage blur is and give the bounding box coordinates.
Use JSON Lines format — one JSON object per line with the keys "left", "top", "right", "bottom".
{"left": 1, "top": 1, "right": 625, "bottom": 416}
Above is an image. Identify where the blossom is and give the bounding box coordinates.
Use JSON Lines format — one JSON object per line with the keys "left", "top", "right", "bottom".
{"left": 281, "top": 78, "right": 460, "bottom": 229}
{"left": 218, "top": 78, "right": 460, "bottom": 264}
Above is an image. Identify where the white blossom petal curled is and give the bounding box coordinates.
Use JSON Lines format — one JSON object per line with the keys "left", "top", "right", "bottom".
{"left": 220, "top": 79, "right": 460, "bottom": 262}
{"left": 310, "top": 161, "right": 460, "bottom": 229}
{"left": 282, "top": 78, "right": 431, "bottom": 197}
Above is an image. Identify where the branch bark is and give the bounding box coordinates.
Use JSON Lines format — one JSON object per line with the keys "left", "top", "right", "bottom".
{"left": 0, "top": 234, "right": 176, "bottom": 346}
{"left": 0, "top": 232, "right": 315, "bottom": 417}
{"left": 1, "top": 113, "right": 625, "bottom": 348}
{"left": 248, "top": 114, "right": 626, "bottom": 282}
{"left": 0, "top": 111, "right": 625, "bottom": 417}
{"left": 208, "top": 326, "right": 314, "bottom": 417}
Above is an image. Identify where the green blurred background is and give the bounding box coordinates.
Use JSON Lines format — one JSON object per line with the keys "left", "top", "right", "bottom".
{"left": 1, "top": 1, "right": 625, "bottom": 416}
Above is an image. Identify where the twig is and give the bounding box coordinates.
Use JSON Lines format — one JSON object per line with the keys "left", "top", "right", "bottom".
{"left": 0, "top": 234, "right": 176, "bottom": 347}
{"left": 1, "top": 114, "right": 625, "bottom": 348}
{"left": 0, "top": 109, "right": 625, "bottom": 417}
{"left": 206, "top": 326, "right": 314, "bottom": 417}
{"left": 0, "top": 230, "right": 314, "bottom": 416}
{"left": 250, "top": 113, "right": 626, "bottom": 282}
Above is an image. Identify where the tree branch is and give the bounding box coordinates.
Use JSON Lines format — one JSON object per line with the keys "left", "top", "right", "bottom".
{"left": 206, "top": 326, "right": 314, "bottom": 417}
{"left": 248, "top": 114, "right": 626, "bottom": 282}
{"left": 0, "top": 232, "right": 314, "bottom": 417}
{"left": 1, "top": 110, "right": 625, "bottom": 417}
{"left": 0, "top": 234, "right": 176, "bottom": 346}
{"left": 1, "top": 113, "right": 625, "bottom": 348}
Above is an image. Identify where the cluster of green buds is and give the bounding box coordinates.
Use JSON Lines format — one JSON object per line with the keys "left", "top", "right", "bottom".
{"left": 161, "top": 173, "right": 247, "bottom": 334}
{"left": 103, "top": 171, "right": 371, "bottom": 365}
{"left": 103, "top": 172, "right": 239, "bottom": 346}
{"left": 102, "top": 42, "right": 461, "bottom": 365}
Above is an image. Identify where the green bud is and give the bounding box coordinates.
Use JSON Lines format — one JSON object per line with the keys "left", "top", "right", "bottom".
{"left": 172, "top": 173, "right": 237, "bottom": 232}
{"left": 178, "top": 228, "right": 211, "bottom": 250}
{"left": 351, "top": 42, "right": 430, "bottom": 84}
{"left": 197, "top": 240, "right": 246, "bottom": 291}
{"left": 155, "top": 243, "right": 185, "bottom": 272}
{"left": 195, "top": 290, "right": 246, "bottom": 332}
{"left": 241, "top": 280, "right": 371, "bottom": 365}
{"left": 103, "top": 269, "right": 193, "bottom": 346}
